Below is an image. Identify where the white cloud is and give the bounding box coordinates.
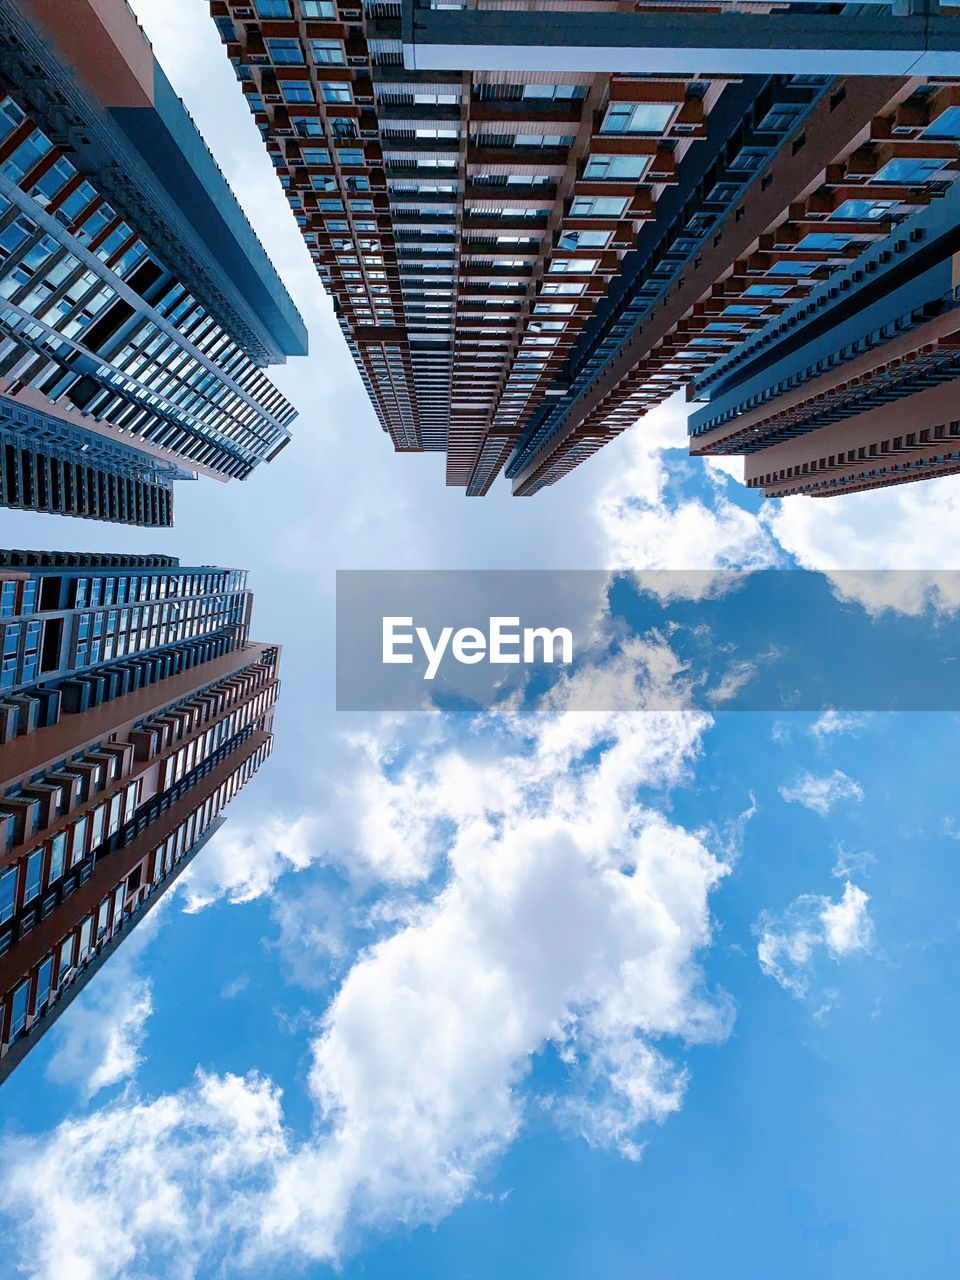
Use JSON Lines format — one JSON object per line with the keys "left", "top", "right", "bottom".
{"left": 0, "top": 653, "right": 739, "bottom": 1279}
{"left": 821, "top": 882, "right": 875, "bottom": 957}
{"left": 180, "top": 814, "right": 322, "bottom": 912}
{"left": 45, "top": 972, "right": 153, "bottom": 1102}
{"left": 44, "top": 903, "right": 168, "bottom": 1099}
{"left": 0, "top": 1071, "right": 289, "bottom": 1280}
{"left": 810, "top": 710, "right": 868, "bottom": 743}
{"left": 220, "top": 975, "right": 251, "bottom": 1000}
{"left": 831, "top": 843, "right": 877, "bottom": 880}
{"left": 756, "top": 881, "right": 875, "bottom": 1000}
{"left": 779, "top": 769, "right": 864, "bottom": 816}
{"left": 766, "top": 482, "right": 960, "bottom": 616}
{"left": 595, "top": 399, "right": 781, "bottom": 591}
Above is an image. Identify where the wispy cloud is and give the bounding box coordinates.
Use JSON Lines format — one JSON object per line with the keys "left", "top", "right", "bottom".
{"left": 756, "top": 881, "right": 875, "bottom": 1002}
{"left": 831, "top": 843, "right": 877, "bottom": 880}
{"left": 779, "top": 769, "right": 864, "bottom": 816}
{"left": 810, "top": 710, "right": 868, "bottom": 743}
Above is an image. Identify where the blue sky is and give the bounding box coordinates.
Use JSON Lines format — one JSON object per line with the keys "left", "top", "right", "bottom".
{"left": 0, "top": 5, "right": 959, "bottom": 1277}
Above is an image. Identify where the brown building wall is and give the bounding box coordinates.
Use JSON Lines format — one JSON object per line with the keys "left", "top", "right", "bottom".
{"left": 19, "top": 0, "right": 155, "bottom": 108}
{"left": 743, "top": 377, "right": 960, "bottom": 496}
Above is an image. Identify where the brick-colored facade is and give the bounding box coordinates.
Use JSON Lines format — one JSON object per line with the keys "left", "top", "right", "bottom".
{"left": 0, "top": 553, "right": 280, "bottom": 1083}
{"left": 210, "top": 1, "right": 960, "bottom": 499}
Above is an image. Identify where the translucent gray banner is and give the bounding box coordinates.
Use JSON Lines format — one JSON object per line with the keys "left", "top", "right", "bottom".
{"left": 335, "top": 570, "right": 960, "bottom": 712}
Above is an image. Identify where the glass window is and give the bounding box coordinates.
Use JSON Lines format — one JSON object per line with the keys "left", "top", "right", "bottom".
{"left": 743, "top": 283, "right": 790, "bottom": 298}
{"left": 267, "top": 39, "right": 304, "bottom": 65}
{"left": 583, "top": 154, "right": 649, "bottom": 181}
{"left": 796, "top": 232, "right": 852, "bottom": 251}
{"left": 301, "top": 147, "right": 331, "bottom": 165}
{"left": 77, "top": 914, "right": 93, "bottom": 959}
{"left": 69, "top": 815, "right": 88, "bottom": 867}
{"left": 303, "top": 0, "right": 336, "bottom": 12}
{"left": 107, "top": 792, "right": 123, "bottom": 838}
{"left": 601, "top": 102, "right": 674, "bottom": 135}
{"left": 124, "top": 781, "right": 138, "bottom": 825}
{"left": 58, "top": 935, "right": 75, "bottom": 982}
{"left": 281, "top": 81, "right": 315, "bottom": 105}
{"left": 0, "top": 866, "right": 15, "bottom": 924}
{"left": 0, "top": 94, "right": 26, "bottom": 143}
{"left": 9, "top": 980, "right": 28, "bottom": 1038}
{"left": 414, "top": 92, "right": 458, "bottom": 106}
{"left": 569, "top": 196, "right": 627, "bottom": 218}
{"left": 30, "top": 155, "right": 76, "bottom": 208}
{"left": 873, "top": 157, "right": 946, "bottom": 185}
{"left": 2, "top": 128, "right": 52, "bottom": 183}
{"left": 830, "top": 198, "right": 896, "bottom": 221}
{"left": 292, "top": 116, "right": 324, "bottom": 138}
{"left": 924, "top": 105, "right": 960, "bottom": 139}
{"left": 23, "top": 849, "right": 43, "bottom": 904}
{"left": 49, "top": 832, "right": 67, "bottom": 883}
{"left": 522, "top": 84, "right": 581, "bottom": 101}
{"left": 255, "top": 0, "right": 291, "bottom": 14}
{"left": 559, "top": 230, "right": 610, "bottom": 250}
{"left": 320, "top": 82, "right": 352, "bottom": 105}
{"left": 95, "top": 896, "right": 111, "bottom": 941}
{"left": 310, "top": 39, "right": 345, "bottom": 64}
{"left": 35, "top": 956, "right": 53, "bottom": 1013}
{"left": 768, "top": 259, "right": 819, "bottom": 276}
{"left": 89, "top": 804, "right": 105, "bottom": 850}
{"left": 549, "top": 257, "right": 594, "bottom": 274}
{"left": 514, "top": 133, "right": 573, "bottom": 148}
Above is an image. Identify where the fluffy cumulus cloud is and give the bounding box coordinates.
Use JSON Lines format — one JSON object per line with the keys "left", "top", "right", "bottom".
{"left": 767, "top": 479, "right": 960, "bottom": 616}
{"left": 588, "top": 391, "right": 960, "bottom": 622}
{"left": 0, "top": 1071, "right": 290, "bottom": 1280}
{"left": 180, "top": 814, "right": 324, "bottom": 912}
{"left": 0, "top": 650, "right": 740, "bottom": 1279}
{"left": 779, "top": 768, "right": 865, "bottom": 816}
{"left": 180, "top": 715, "right": 473, "bottom": 909}
{"left": 756, "top": 881, "right": 875, "bottom": 1000}
{"left": 595, "top": 400, "right": 781, "bottom": 585}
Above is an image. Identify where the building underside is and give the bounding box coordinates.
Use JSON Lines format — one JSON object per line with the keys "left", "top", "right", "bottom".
{"left": 211, "top": 0, "right": 960, "bottom": 498}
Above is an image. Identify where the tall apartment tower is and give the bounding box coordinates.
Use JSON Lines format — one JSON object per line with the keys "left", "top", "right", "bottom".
{"left": 0, "top": 0, "right": 307, "bottom": 527}
{"left": 0, "top": 551, "right": 280, "bottom": 1082}
{"left": 208, "top": 0, "right": 960, "bottom": 498}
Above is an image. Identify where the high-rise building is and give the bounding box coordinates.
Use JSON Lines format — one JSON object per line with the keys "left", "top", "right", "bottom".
{"left": 0, "top": 0, "right": 307, "bottom": 527}
{"left": 0, "top": 550, "right": 280, "bottom": 1082}
{"left": 208, "top": 0, "right": 960, "bottom": 498}
{"left": 686, "top": 115, "right": 960, "bottom": 498}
